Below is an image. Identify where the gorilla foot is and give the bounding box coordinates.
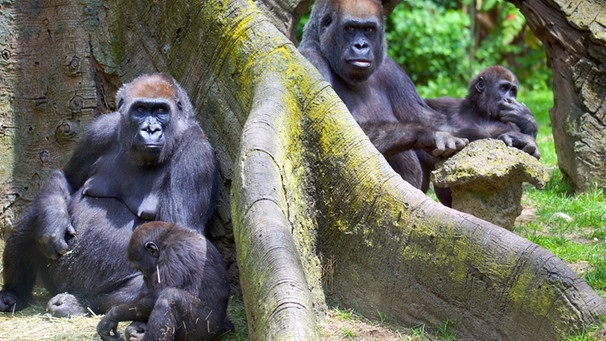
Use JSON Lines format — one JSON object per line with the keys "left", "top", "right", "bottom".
{"left": 0, "top": 290, "right": 22, "bottom": 313}
{"left": 47, "top": 293, "right": 88, "bottom": 317}
{"left": 125, "top": 321, "right": 146, "bottom": 341}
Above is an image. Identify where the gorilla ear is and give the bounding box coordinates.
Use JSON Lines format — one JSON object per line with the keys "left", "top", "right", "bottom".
{"left": 118, "top": 98, "right": 124, "bottom": 110}
{"left": 475, "top": 77, "right": 486, "bottom": 94}
{"left": 176, "top": 100, "right": 183, "bottom": 113}
{"left": 144, "top": 242, "right": 160, "bottom": 258}
{"left": 321, "top": 14, "right": 333, "bottom": 27}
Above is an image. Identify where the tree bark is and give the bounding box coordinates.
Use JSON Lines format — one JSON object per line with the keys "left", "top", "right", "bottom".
{"left": 0, "top": 0, "right": 605, "bottom": 340}
{"left": 507, "top": 0, "right": 606, "bottom": 192}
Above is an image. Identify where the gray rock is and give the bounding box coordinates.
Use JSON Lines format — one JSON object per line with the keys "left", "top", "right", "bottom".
{"left": 432, "top": 139, "right": 549, "bottom": 229}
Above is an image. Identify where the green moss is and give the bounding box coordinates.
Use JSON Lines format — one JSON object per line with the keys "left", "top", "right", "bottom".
{"left": 80, "top": 0, "right": 105, "bottom": 31}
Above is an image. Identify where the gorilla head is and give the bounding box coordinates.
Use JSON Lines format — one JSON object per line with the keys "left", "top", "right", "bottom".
{"left": 116, "top": 73, "right": 195, "bottom": 166}
{"left": 314, "top": 0, "right": 386, "bottom": 84}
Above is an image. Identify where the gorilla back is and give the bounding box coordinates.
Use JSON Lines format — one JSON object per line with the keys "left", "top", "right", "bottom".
{"left": 0, "top": 74, "right": 219, "bottom": 315}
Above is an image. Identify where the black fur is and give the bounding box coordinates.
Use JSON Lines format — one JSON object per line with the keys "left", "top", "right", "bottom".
{"left": 299, "top": 0, "right": 468, "bottom": 190}
{"left": 97, "top": 222, "right": 231, "bottom": 341}
{"left": 426, "top": 65, "right": 539, "bottom": 151}
{"left": 425, "top": 66, "right": 540, "bottom": 205}
{"left": 0, "top": 74, "right": 219, "bottom": 316}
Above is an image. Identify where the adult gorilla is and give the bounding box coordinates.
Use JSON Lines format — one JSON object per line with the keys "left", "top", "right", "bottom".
{"left": 0, "top": 74, "right": 219, "bottom": 317}
{"left": 299, "top": 0, "right": 468, "bottom": 191}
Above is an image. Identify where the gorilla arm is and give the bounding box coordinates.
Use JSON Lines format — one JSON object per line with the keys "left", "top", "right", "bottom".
{"left": 157, "top": 125, "right": 219, "bottom": 231}
{"left": 97, "top": 293, "right": 155, "bottom": 341}
{"left": 359, "top": 121, "right": 467, "bottom": 158}
{"left": 34, "top": 170, "right": 76, "bottom": 259}
{"left": 33, "top": 113, "right": 121, "bottom": 260}
{"left": 498, "top": 98, "right": 539, "bottom": 138}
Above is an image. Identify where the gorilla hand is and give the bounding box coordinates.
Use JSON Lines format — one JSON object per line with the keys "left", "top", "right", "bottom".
{"left": 33, "top": 170, "right": 77, "bottom": 260}
{"left": 498, "top": 132, "right": 540, "bottom": 159}
{"left": 97, "top": 313, "right": 123, "bottom": 341}
{"left": 0, "top": 290, "right": 20, "bottom": 313}
{"left": 421, "top": 131, "right": 468, "bottom": 158}
{"left": 36, "top": 212, "right": 76, "bottom": 260}
{"left": 498, "top": 98, "right": 538, "bottom": 137}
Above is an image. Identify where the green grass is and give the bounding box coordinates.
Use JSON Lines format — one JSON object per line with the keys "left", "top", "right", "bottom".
{"left": 512, "top": 90, "right": 606, "bottom": 340}
{"left": 420, "top": 87, "right": 606, "bottom": 340}
{"left": 514, "top": 91, "right": 606, "bottom": 301}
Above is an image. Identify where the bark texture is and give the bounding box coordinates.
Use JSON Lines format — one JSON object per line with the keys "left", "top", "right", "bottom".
{"left": 507, "top": 0, "right": 606, "bottom": 192}
{"left": 0, "top": 0, "right": 605, "bottom": 340}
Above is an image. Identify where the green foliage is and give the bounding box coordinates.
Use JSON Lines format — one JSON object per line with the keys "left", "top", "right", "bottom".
{"left": 386, "top": 1, "right": 471, "bottom": 97}
{"left": 431, "top": 319, "right": 458, "bottom": 340}
{"left": 517, "top": 90, "right": 556, "bottom": 165}
{"left": 386, "top": 1, "right": 552, "bottom": 96}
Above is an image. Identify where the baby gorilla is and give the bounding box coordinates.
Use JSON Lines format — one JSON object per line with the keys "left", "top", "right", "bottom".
{"left": 97, "top": 221, "right": 231, "bottom": 341}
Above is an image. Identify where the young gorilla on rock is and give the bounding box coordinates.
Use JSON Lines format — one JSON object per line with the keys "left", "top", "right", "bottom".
{"left": 425, "top": 65, "right": 539, "bottom": 158}
{"left": 425, "top": 66, "right": 540, "bottom": 206}
{"left": 0, "top": 74, "right": 219, "bottom": 317}
{"left": 97, "top": 221, "right": 231, "bottom": 341}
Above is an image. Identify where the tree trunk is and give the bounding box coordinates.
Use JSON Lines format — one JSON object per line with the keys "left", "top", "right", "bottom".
{"left": 0, "top": 0, "right": 605, "bottom": 340}
{"left": 507, "top": 0, "right": 606, "bottom": 192}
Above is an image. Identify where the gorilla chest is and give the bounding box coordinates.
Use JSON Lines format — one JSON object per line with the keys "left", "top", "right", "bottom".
{"left": 334, "top": 81, "right": 395, "bottom": 123}
{"left": 82, "top": 158, "right": 168, "bottom": 220}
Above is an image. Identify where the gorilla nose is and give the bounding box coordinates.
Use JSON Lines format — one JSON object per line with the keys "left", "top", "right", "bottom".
{"left": 354, "top": 43, "right": 369, "bottom": 53}
{"left": 143, "top": 123, "right": 162, "bottom": 135}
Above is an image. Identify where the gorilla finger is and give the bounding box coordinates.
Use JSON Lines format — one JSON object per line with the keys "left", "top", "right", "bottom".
{"left": 434, "top": 135, "right": 446, "bottom": 153}
{"left": 55, "top": 239, "right": 70, "bottom": 257}
{"left": 522, "top": 143, "right": 540, "bottom": 159}
{"left": 431, "top": 148, "right": 445, "bottom": 157}
{"left": 455, "top": 137, "right": 468, "bottom": 149}
{"left": 66, "top": 223, "right": 76, "bottom": 237}
{"left": 499, "top": 135, "right": 513, "bottom": 146}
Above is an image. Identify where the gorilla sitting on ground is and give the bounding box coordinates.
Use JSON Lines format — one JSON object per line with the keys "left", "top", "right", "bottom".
{"left": 0, "top": 73, "right": 220, "bottom": 317}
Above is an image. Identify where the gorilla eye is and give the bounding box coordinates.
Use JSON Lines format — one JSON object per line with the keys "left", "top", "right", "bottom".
{"left": 364, "top": 27, "right": 375, "bottom": 33}
{"left": 137, "top": 106, "right": 145, "bottom": 113}
{"left": 145, "top": 241, "right": 160, "bottom": 258}
{"left": 155, "top": 107, "right": 165, "bottom": 114}
{"left": 345, "top": 26, "right": 355, "bottom": 32}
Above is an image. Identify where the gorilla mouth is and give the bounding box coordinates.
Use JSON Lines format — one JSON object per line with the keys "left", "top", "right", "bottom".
{"left": 348, "top": 59, "right": 372, "bottom": 68}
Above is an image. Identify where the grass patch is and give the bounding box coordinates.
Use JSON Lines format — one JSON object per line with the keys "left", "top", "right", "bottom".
{"left": 512, "top": 90, "right": 606, "bottom": 340}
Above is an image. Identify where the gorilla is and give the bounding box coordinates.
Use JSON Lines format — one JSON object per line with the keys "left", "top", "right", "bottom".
{"left": 0, "top": 73, "right": 219, "bottom": 317}
{"left": 425, "top": 65, "right": 539, "bottom": 158}
{"left": 97, "top": 221, "right": 231, "bottom": 341}
{"left": 425, "top": 65, "right": 540, "bottom": 206}
{"left": 298, "top": 0, "right": 468, "bottom": 192}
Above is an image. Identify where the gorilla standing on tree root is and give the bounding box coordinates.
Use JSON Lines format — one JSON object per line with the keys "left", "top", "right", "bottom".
{"left": 425, "top": 66, "right": 540, "bottom": 206}
{"left": 0, "top": 74, "right": 219, "bottom": 317}
{"left": 97, "top": 221, "right": 231, "bottom": 341}
{"left": 299, "top": 0, "right": 468, "bottom": 192}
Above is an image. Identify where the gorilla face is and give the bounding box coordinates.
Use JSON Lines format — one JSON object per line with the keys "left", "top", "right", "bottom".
{"left": 319, "top": 8, "right": 385, "bottom": 84}
{"left": 127, "top": 98, "right": 172, "bottom": 163}
{"left": 116, "top": 74, "right": 183, "bottom": 166}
